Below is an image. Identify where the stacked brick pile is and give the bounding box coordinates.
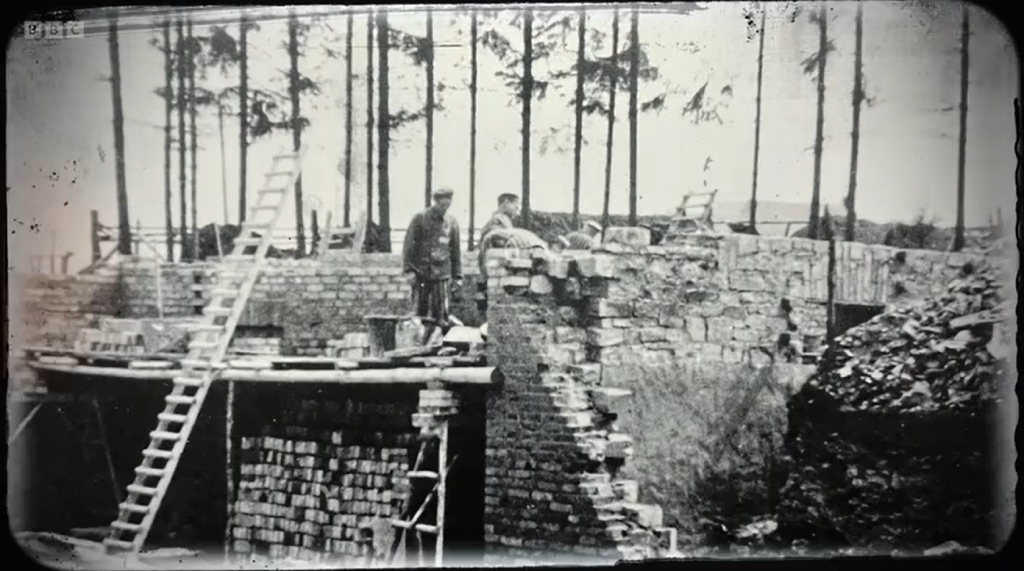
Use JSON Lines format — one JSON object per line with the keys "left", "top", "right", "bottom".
{"left": 230, "top": 393, "right": 420, "bottom": 563}
{"left": 483, "top": 231, "right": 678, "bottom": 564}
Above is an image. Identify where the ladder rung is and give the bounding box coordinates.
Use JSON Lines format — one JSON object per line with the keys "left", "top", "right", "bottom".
{"left": 143, "top": 448, "right": 174, "bottom": 459}
{"left": 111, "top": 521, "right": 142, "bottom": 532}
{"left": 251, "top": 204, "right": 277, "bottom": 211}
{"left": 407, "top": 471, "right": 439, "bottom": 480}
{"left": 135, "top": 466, "right": 165, "bottom": 477}
{"left": 211, "top": 287, "right": 240, "bottom": 298}
{"left": 104, "top": 538, "right": 135, "bottom": 550}
{"left": 165, "top": 395, "right": 196, "bottom": 405}
{"left": 273, "top": 153, "right": 298, "bottom": 161}
{"left": 150, "top": 430, "right": 181, "bottom": 441}
{"left": 234, "top": 237, "right": 262, "bottom": 247}
{"left": 158, "top": 412, "right": 188, "bottom": 423}
{"left": 204, "top": 307, "right": 232, "bottom": 317}
{"left": 265, "top": 170, "right": 293, "bottom": 178}
{"left": 119, "top": 502, "right": 149, "bottom": 514}
{"left": 415, "top": 524, "right": 439, "bottom": 534}
{"left": 173, "top": 377, "right": 206, "bottom": 388}
{"left": 258, "top": 187, "right": 287, "bottom": 194}
{"left": 390, "top": 519, "right": 413, "bottom": 530}
{"left": 188, "top": 324, "right": 224, "bottom": 332}
{"left": 127, "top": 484, "right": 158, "bottom": 496}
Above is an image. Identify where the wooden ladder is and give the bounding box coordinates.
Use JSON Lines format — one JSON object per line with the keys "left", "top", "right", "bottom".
{"left": 102, "top": 146, "right": 308, "bottom": 555}
{"left": 388, "top": 419, "right": 457, "bottom": 567}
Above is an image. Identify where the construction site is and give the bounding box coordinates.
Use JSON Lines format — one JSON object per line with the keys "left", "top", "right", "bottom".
{"left": 7, "top": 3, "right": 1019, "bottom": 569}
{"left": 9, "top": 159, "right": 1017, "bottom": 567}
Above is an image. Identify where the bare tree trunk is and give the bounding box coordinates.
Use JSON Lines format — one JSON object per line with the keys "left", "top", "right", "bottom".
{"left": 108, "top": 13, "right": 131, "bottom": 256}
{"left": 377, "top": 9, "right": 391, "bottom": 253}
{"left": 750, "top": 7, "right": 766, "bottom": 233}
{"left": 468, "top": 8, "right": 479, "bottom": 249}
{"left": 288, "top": 11, "right": 306, "bottom": 257}
{"left": 239, "top": 15, "right": 249, "bottom": 225}
{"left": 188, "top": 18, "right": 199, "bottom": 261}
{"left": 601, "top": 8, "right": 620, "bottom": 239}
{"left": 952, "top": 4, "right": 970, "bottom": 252}
{"left": 572, "top": 6, "right": 586, "bottom": 231}
{"left": 176, "top": 18, "right": 188, "bottom": 260}
{"left": 628, "top": 5, "right": 639, "bottom": 227}
{"left": 162, "top": 18, "right": 174, "bottom": 261}
{"left": 219, "top": 105, "right": 228, "bottom": 224}
{"left": 521, "top": 8, "right": 534, "bottom": 231}
{"left": 845, "top": 0, "right": 864, "bottom": 243}
{"left": 808, "top": 5, "right": 828, "bottom": 241}
{"left": 425, "top": 9, "right": 435, "bottom": 208}
{"left": 344, "top": 9, "right": 354, "bottom": 227}
{"left": 366, "top": 10, "right": 375, "bottom": 226}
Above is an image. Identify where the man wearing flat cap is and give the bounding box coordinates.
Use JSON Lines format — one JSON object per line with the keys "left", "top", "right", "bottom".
{"left": 402, "top": 187, "right": 462, "bottom": 330}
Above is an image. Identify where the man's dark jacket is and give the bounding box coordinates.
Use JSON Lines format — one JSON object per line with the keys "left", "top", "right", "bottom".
{"left": 403, "top": 206, "right": 463, "bottom": 281}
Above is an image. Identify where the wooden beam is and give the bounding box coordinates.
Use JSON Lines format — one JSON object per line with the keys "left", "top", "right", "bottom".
{"left": 26, "top": 363, "right": 497, "bottom": 385}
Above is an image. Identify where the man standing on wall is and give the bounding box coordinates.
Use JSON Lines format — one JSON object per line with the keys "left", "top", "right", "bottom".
{"left": 403, "top": 188, "right": 463, "bottom": 332}
{"left": 475, "top": 193, "right": 520, "bottom": 317}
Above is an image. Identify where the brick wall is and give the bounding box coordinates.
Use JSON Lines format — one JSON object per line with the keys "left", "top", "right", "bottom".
{"left": 229, "top": 385, "right": 420, "bottom": 564}
{"left": 14, "top": 252, "right": 485, "bottom": 354}
{"left": 483, "top": 248, "right": 677, "bottom": 565}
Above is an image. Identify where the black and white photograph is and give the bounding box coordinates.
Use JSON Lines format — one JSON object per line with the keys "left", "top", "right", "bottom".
{"left": 5, "top": 2, "right": 1018, "bottom": 568}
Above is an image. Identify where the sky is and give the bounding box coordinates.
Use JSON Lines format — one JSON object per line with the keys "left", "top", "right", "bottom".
{"left": 6, "top": 2, "right": 1018, "bottom": 273}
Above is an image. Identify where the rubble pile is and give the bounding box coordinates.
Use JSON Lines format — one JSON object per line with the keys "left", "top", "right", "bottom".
{"left": 802, "top": 259, "right": 1013, "bottom": 413}
{"left": 779, "top": 251, "right": 1014, "bottom": 551}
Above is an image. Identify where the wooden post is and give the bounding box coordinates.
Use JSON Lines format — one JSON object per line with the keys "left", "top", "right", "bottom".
{"left": 824, "top": 210, "right": 837, "bottom": 376}
{"left": 435, "top": 419, "right": 447, "bottom": 567}
{"left": 90, "top": 210, "right": 102, "bottom": 264}
{"left": 214, "top": 222, "right": 224, "bottom": 259}
{"left": 50, "top": 230, "right": 57, "bottom": 274}
{"left": 154, "top": 255, "right": 164, "bottom": 319}
{"left": 223, "top": 380, "right": 235, "bottom": 564}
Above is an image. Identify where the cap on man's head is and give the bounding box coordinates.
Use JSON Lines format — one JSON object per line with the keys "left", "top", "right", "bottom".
{"left": 498, "top": 193, "right": 519, "bottom": 204}
{"left": 585, "top": 220, "right": 602, "bottom": 232}
{"left": 433, "top": 188, "right": 455, "bottom": 200}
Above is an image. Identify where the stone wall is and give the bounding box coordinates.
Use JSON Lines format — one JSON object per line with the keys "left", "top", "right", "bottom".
{"left": 484, "top": 231, "right": 985, "bottom": 542}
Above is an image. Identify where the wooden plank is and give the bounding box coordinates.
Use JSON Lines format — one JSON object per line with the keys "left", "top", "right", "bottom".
{"left": 382, "top": 345, "right": 443, "bottom": 360}
{"left": 21, "top": 346, "right": 185, "bottom": 362}
{"left": 26, "top": 362, "right": 498, "bottom": 385}
{"left": 128, "top": 361, "right": 177, "bottom": 370}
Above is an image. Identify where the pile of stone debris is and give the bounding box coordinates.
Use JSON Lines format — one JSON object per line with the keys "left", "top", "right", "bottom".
{"left": 777, "top": 246, "right": 1014, "bottom": 552}
{"left": 801, "top": 255, "right": 1013, "bottom": 413}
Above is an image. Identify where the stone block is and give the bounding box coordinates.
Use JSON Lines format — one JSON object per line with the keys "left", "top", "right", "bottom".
{"left": 638, "top": 327, "right": 669, "bottom": 343}
{"left": 530, "top": 275, "right": 554, "bottom": 295}
{"left": 587, "top": 299, "right": 631, "bottom": 318}
{"left": 586, "top": 327, "right": 625, "bottom": 348}
{"left": 577, "top": 255, "right": 617, "bottom": 278}
{"left": 705, "top": 317, "right": 732, "bottom": 343}
{"left": 622, "top": 503, "right": 664, "bottom": 528}
{"left": 542, "top": 256, "right": 572, "bottom": 279}
{"left": 612, "top": 480, "right": 640, "bottom": 503}
{"left": 730, "top": 270, "right": 768, "bottom": 292}
{"left": 587, "top": 387, "right": 632, "bottom": 414}
{"left": 605, "top": 434, "right": 634, "bottom": 459}
{"left": 601, "top": 226, "right": 651, "bottom": 248}
{"left": 685, "top": 316, "right": 707, "bottom": 342}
